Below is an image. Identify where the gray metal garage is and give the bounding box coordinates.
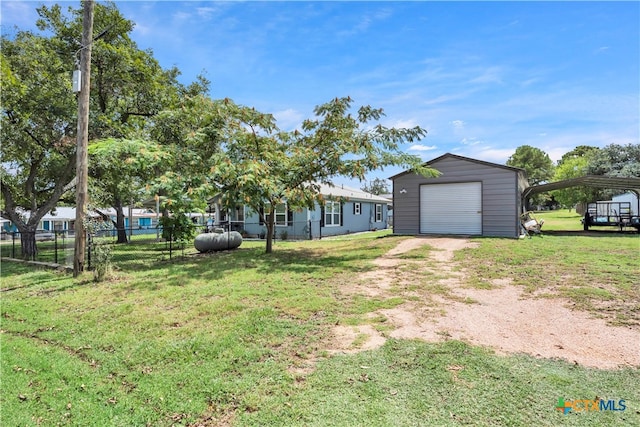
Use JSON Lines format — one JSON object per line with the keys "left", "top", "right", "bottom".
{"left": 391, "top": 153, "right": 528, "bottom": 238}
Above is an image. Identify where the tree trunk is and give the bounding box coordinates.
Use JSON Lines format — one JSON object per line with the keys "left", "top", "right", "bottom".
{"left": 265, "top": 210, "right": 275, "bottom": 253}
{"left": 20, "top": 226, "right": 38, "bottom": 260}
{"left": 114, "top": 201, "right": 128, "bottom": 244}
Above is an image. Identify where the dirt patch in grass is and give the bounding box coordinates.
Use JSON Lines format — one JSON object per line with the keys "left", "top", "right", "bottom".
{"left": 332, "top": 237, "right": 640, "bottom": 369}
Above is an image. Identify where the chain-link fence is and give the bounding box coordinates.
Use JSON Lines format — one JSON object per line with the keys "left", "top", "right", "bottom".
{"left": 0, "top": 220, "right": 324, "bottom": 268}
{"left": 1, "top": 230, "right": 76, "bottom": 265}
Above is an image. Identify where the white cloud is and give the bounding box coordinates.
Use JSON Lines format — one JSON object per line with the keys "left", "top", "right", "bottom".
{"left": 197, "top": 7, "right": 220, "bottom": 19}
{"left": 471, "top": 148, "right": 516, "bottom": 164}
{"left": 461, "top": 137, "right": 482, "bottom": 146}
{"left": 391, "top": 118, "right": 420, "bottom": 129}
{"left": 451, "top": 120, "right": 465, "bottom": 131}
{"left": 273, "top": 108, "right": 304, "bottom": 131}
{"left": 408, "top": 144, "right": 437, "bottom": 152}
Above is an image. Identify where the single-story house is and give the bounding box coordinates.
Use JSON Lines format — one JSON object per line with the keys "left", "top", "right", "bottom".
{"left": 2, "top": 207, "right": 161, "bottom": 237}
{"left": 1, "top": 207, "right": 78, "bottom": 234}
{"left": 40, "top": 206, "right": 77, "bottom": 232}
{"left": 390, "top": 153, "right": 528, "bottom": 238}
{"left": 233, "top": 183, "right": 390, "bottom": 239}
{"left": 97, "top": 207, "right": 160, "bottom": 232}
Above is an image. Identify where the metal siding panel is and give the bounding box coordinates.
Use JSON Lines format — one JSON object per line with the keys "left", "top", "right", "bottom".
{"left": 420, "top": 182, "right": 482, "bottom": 234}
{"left": 392, "top": 156, "right": 521, "bottom": 237}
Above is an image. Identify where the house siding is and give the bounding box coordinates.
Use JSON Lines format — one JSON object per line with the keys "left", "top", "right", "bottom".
{"left": 242, "top": 200, "right": 388, "bottom": 239}
{"left": 392, "top": 154, "right": 525, "bottom": 238}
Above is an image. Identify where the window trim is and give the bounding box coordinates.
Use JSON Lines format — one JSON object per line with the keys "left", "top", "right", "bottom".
{"left": 354, "top": 202, "right": 361, "bottom": 215}
{"left": 274, "top": 203, "right": 288, "bottom": 226}
{"left": 375, "top": 204, "right": 383, "bottom": 222}
{"left": 261, "top": 203, "right": 291, "bottom": 226}
{"left": 324, "top": 201, "right": 342, "bottom": 227}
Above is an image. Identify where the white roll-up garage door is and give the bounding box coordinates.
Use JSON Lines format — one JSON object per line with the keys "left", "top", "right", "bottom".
{"left": 420, "top": 182, "right": 482, "bottom": 234}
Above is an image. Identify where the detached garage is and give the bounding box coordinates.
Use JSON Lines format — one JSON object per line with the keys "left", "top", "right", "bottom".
{"left": 391, "top": 153, "right": 528, "bottom": 238}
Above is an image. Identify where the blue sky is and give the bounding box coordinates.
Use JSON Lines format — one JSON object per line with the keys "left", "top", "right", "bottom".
{"left": 2, "top": 1, "right": 639, "bottom": 188}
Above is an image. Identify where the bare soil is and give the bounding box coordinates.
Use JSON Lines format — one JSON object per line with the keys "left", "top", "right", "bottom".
{"left": 331, "top": 237, "right": 640, "bottom": 369}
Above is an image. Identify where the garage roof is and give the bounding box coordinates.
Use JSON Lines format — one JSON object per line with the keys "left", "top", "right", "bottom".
{"left": 523, "top": 175, "right": 640, "bottom": 200}
{"left": 389, "top": 153, "right": 524, "bottom": 180}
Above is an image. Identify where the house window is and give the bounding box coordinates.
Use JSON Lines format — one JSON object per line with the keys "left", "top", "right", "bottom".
{"left": 261, "top": 204, "right": 291, "bottom": 226}
{"left": 235, "top": 206, "right": 245, "bottom": 222}
{"left": 354, "top": 202, "right": 361, "bottom": 215}
{"left": 42, "top": 220, "right": 50, "bottom": 231}
{"left": 375, "top": 204, "right": 383, "bottom": 222}
{"left": 274, "top": 204, "right": 288, "bottom": 226}
{"left": 138, "top": 218, "right": 152, "bottom": 228}
{"left": 325, "top": 202, "right": 341, "bottom": 226}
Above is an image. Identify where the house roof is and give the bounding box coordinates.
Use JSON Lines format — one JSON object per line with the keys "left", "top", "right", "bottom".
{"left": 318, "top": 183, "right": 391, "bottom": 203}
{"left": 7, "top": 207, "right": 157, "bottom": 222}
{"left": 41, "top": 207, "right": 78, "bottom": 221}
{"left": 389, "top": 152, "right": 525, "bottom": 180}
{"left": 522, "top": 175, "right": 640, "bottom": 200}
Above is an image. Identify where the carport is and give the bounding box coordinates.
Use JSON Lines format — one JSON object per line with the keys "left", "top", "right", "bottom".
{"left": 522, "top": 175, "right": 640, "bottom": 211}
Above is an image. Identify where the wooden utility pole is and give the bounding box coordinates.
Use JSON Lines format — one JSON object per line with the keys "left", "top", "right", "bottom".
{"left": 74, "top": 1, "right": 95, "bottom": 277}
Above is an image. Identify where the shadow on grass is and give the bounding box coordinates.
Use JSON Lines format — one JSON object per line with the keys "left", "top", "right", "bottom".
{"left": 543, "top": 230, "right": 640, "bottom": 237}
{"left": 112, "top": 241, "right": 386, "bottom": 291}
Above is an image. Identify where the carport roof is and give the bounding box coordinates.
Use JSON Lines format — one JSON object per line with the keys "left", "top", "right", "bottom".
{"left": 523, "top": 175, "right": 640, "bottom": 199}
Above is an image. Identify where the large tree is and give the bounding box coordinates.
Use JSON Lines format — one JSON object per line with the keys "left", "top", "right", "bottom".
{"left": 1, "top": 3, "right": 185, "bottom": 257}
{"left": 88, "top": 139, "right": 171, "bottom": 243}
{"left": 586, "top": 143, "right": 640, "bottom": 200}
{"left": 361, "top": 178, "right": 391, "bottom": 195}
{"left": 148, "top": 92, "right": 229, "bottom": 223}
{"left": 550, "top": 156, "right": 594, "bottom": 210}
{"left": 210, "top": 97, "right": 437, "bottom": 253}
{"left": 1, "top": 27, "right": 77, "bottom": 258}
{"left": 586, "top": 143, "right": 640, "bottom": 178}
{"left": 506, "top": 145, "right": 555, "bottom": 208}
{"left": 557, "top": 145, "right": 599, "bottom": 167}
{"left": 506, "top": 145, "right": 554, "bottom": 186}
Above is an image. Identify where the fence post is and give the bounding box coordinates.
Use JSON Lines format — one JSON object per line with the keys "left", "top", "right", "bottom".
{"left": 54, "top": 231, "right": 58, "bottom": 264}
{"left": 308, "top": 220, "right": 312, "bottom": 240}
{"left": 87, "top": 232, "right": 92, "bottom": 270}
{"left": 12, "top": 232, "right": 16, "bottom": 258}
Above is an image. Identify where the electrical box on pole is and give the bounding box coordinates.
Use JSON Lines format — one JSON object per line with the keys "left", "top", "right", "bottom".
{"left": 72, "top": 70, "right": 82, "bottom": 92}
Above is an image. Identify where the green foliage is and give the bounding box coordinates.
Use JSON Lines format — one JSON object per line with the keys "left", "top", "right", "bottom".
{"left": 551, "top": 156, "right": 595, "bottom": 208}
{"left": 0, "top": 2, "right": 189, "bottom": 256}
{"left": 361, "top": 178, "right": 390, "bottom": 195}
{"left": 159, "top": 214, "right": 196, "bottom": 243}
{"left": 507, "top": 145, "right": 555, "bottom": 207}
{"left": 1, "top": 22, "right": 78, "bottom": 247}
{"left": 208, "top": 96, "right": 438, "bottom": 253}
{"left": 507, "top": 145, "right": 555, "bottom": 186}
{"left": 586, "top": 143, "right": 640, "bottom": 178}
{"left": 84, "top": 213, "right": 114, "bottom": 282}
{"left": 89, "top": 138, "right": 171, "bottom": 195}
{"left": 557, "top": 145, "right": 599, "bottom": 167}
{"left": 91, "top": 240, "right": 113, "bottom": 282}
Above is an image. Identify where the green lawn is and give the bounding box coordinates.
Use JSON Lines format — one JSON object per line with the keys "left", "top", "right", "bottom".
{"left": 2, "top": 222, "right": 639, "bottom": 426}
